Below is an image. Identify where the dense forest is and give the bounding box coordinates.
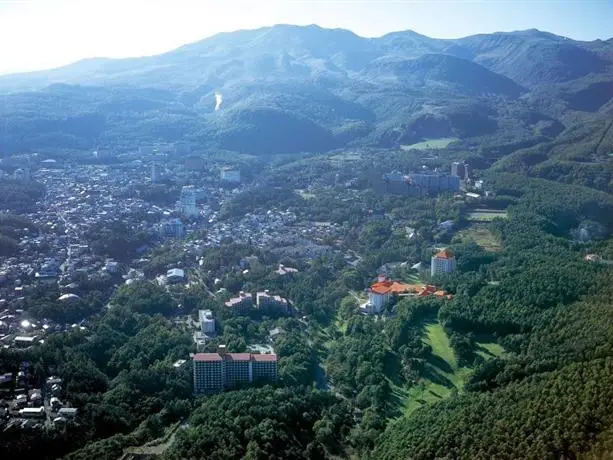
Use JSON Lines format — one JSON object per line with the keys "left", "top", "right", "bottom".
{"left": 371, "top": 176, "right": 613, "bottom": 459}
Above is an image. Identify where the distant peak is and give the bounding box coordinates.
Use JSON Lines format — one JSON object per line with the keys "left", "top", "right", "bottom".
{"left": 502, "top": 29, "right": 563, "bottom": 40}
{"left": 381, "top": 29, "right": 432, "bottom": 40}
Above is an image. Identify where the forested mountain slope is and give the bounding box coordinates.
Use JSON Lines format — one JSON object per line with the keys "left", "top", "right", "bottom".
{"left": 372, "top": 175, "right": 613, "bottom": 459}
{"left": 0, "top": 25, "right": 611, "bottom": 155}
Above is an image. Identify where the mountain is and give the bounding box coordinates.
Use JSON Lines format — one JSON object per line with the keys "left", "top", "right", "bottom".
{"left": 446, "top": 30, "right": 611, "bottom": 87}
{"left": 0, "top": 24, "right": 612, "bottom": 155}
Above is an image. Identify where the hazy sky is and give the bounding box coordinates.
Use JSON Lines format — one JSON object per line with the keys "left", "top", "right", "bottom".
{"left": 0, "top": 0, "right": 612, "bottom": 75}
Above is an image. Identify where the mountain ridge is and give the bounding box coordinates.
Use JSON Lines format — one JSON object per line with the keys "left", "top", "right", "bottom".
{"left": 0, "top": 24, "right": 612, "bottom": 156}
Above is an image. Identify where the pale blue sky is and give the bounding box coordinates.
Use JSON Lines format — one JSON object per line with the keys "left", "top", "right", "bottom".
{"left": 0, "top": 0, "right": 611, "bottom": 75}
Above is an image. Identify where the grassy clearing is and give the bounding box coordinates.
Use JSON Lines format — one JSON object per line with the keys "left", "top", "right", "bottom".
{"left": 424, "top": 323, "right": 456, "bottom": 369}
{"left": 395, "top": 322, "right": 505, "bottom": 416}
{"left": 349, "top": 290, "right": 368, "bottom": 304}
{"left": 475, "top": 341, "right": 505, "bottom": 360}
{"left": 401, "top": 138, "right": 458, "bottom": 151}
{"left": 295, "top": 189, "right": 316, "bottom": 199}
{"left": 399, "top": 322, "right": 469, "bottom": 415}
{"left": 467, "top": 209, "right": 508, "bottom": 222}
{"left": 404, "top": 272, "right": 422, "bottom": 284}
{"left": 329, "top": 151, "right": 362, "bottom": 161}
{"left": 454, "top": 225, "right": 502, "bottom": 252}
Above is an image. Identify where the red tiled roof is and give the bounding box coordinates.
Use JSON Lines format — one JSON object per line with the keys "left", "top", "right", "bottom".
{"left": 370, "top": 280, "right": 413, "bottom": 295}
{"left": 389, "top": 282, "right": 412, "bottom": 294}
{"left": 370, "top": 283, "right": 392, "bottom": 295}
{"left": 434, "top": 248, "right": 454, "bottom": 259}
{"left": 193, "top": 353, "right": 222, "bottom": 362}
{"left": 225, "top": 353, "right": 251, "bottom": 361}
{"left": 251, "top": 354, "right": 278, "bottom": 362}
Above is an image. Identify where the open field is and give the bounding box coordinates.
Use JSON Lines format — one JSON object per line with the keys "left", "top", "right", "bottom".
{"left": 424, "top": 323, "right": 457, "bottom": 370}
{"left": 475, "top": 341, "right": 505, "bottom": 360}
{"left": 402, "top": 322, "right": 470, "bottom": 415}
{"left": 404, "top": 273, "right": 422, "bottom": 284}
{"left": 329, "top": 151, "right": 362, "bottom": 162}
{"left": 467, "top": 209, "right": 508, "bottom": 222}
{"left": 454, "top": 225, "right": 502, "bottom": 252}
{"left": 295, "top": 189, "right": 316, "bottom": 199}
{"left": 396, "top": 322, "right": 505, "bottom": 416}
{"left": 401, "top": 138, "right": 459, "bottom": 151}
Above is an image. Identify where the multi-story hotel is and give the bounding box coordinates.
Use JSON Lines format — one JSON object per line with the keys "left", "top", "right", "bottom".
{"left": 224, "top": 292, "right": 253, "bottom": 315}
{"left": 192, "top": 353, "right": 224, "bottom": 393}
{"left": 366, "top": 275, "right": 413, "bottom": 314}
{"left": 431, "top": 248, "right": 457, "bottom": 277}
{"left": 256, "top": 291, "right": 290, "bottom": 315}
{"left": 199, "top": 309, "right": 215, "bottom": 334}
{"left": 251, "top": 354, "right": 278, "bottom": 382}
{"left": 193, "top": 349, "right": 278, "bottom": 394}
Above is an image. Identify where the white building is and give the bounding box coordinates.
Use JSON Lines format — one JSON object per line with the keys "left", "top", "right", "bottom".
{"left": 167, "top": 268, "right": 185, "bottom": 284}
{"left": 199, "top": 309, "right": 216, "bottom": 334}
{"left": 151, "top": 162, "right": 159, "bottom": 184}
{"left": 105, "top": 260, "right": 119, "bottom": 273}
{"left": 221, "top": 168, "right": 241, "bottom": 184}
{"left": 366, "top": 275, "right": 392, "bottom": 314}
{"left": 365, "top": 275, "right": 414, "bottom": 315}
{"left": 178, "top": 186, "right": 199, "bottom": 218}
{"left": 431, "top": 249, "right": 456, "bottom": 277}
{"left": 14, "top": 168, "right": 30, "bottom": 181}
{"left": 20, "top": 407, "right": 45, "bottom": 418}
{"left": 57, "top": 407, "right": 78, "bottom": 418}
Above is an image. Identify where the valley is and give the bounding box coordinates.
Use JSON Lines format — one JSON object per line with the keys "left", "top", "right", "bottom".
{"left": 0, "top": 21, "right": 612, "bottom": 460}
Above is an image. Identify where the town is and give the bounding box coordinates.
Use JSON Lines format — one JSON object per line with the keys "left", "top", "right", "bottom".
{"left": 0, "top": 146, "right": 487, "bottom": 436}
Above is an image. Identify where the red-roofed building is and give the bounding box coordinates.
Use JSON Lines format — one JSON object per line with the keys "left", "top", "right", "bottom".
{"left": 366, "top": 276, "right": 414, "bottom": 314}
{"left": 251, "top": 354, "right": 278, "bottom": 383}
{"left": 193, "top": 351, "right": 278, "bottom": 394}
{"left": 431, "top": 248, "right": 456, "bottom": 277}
{"left": 193, "top": 353, "right": 223, "bottom": 362}
{"left": 193, "top": 353, "right": 224, "bottom": 393}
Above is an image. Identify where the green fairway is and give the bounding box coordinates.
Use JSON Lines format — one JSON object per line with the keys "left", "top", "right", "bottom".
{"left": 396, "top": 322, "right": 505, "bottom": 416}
{"left": 467, "top": 209, "right": 508, "bottom": 222}
{"left": 423, "top": 323, "right": 457, "bottom": 370}
{"left": 475, "top": 341, "right": 505, "bottom": 360}
{"left": 401, "top": 138, "right": 458, "bottom": 151}
{"left": 454, "top": 225, "right": 502, "bottom": 252}
{"left": 400, "top": 322, "right": 466, "bottom": 415}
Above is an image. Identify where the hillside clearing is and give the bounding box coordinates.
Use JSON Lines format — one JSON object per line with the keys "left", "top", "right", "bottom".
{"left": 401, "top": 322, "right": 469, "bottom": 415}
{"left": 397, "top": 322, "right": 505, "bottom": 416}
{"left": 476, "top": 341, "right": 505, "bottom": 360}
{"left": 401, "top": 138, "right": 459, "bottom": 151}
{"left": 467, "top": 209, "right": 508, "bottom": 222}
{"left": 454, "top": 225, "right": 502, "bottom": 252}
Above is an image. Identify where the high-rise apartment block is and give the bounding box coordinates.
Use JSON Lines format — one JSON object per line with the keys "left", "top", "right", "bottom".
{"left": 382, "top": 172, "right": 460, "bottom": 196}
{"left": 431, "top": 248, "right": 457, "bottom": 277}
{"left": 151, "top": 162, "right": 160, "bottom": 184}
{"left": 199, "top": 309, "right": 215, "bottom": 334}
{"left": 451, "top": 162, "right": 471, "bottom": 180}
{"left": 220, "top": 167, "right": 241, "bottom": 184}
{"left": 193, "top": 351, "right": 278, "bottom": 394}
{"left": 256, "top": 291, "right": 290, "bottom": 315}
{"left": 159, "top": 218, "right": 185, "bottom": 238}
{"left": 224, "top": 292, "right": 253, "bottom": 315}
{"left": 178, "top": 186, "right": 199, "bottom": 218}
